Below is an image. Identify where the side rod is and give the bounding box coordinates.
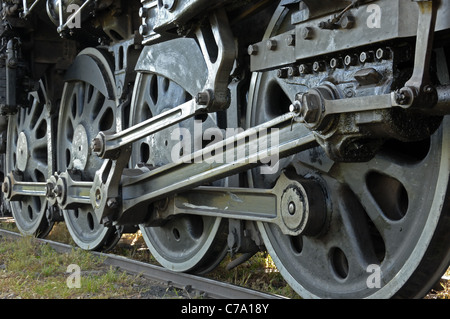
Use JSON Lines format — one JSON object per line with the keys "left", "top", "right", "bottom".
{"left": 115, "top": 113, "right": 317, "bottom": 223}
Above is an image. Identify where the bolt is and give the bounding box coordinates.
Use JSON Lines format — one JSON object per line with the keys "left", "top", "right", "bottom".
{"left": 102, "top": 216, "right": 113, "bottom": 227}
{"left": 2, "top": 181, "right": 8, "bottom": 194}
{"left": 91, "top": 137, "right": 103, "bottom": 153}
{"left": 288, "top": 202, "right": 296, "bottom": 215}
{"left": 299, "top": 64, "right": 311, "bottom": 75}
{"left": 266, "top": 40, "right": 277, "bottom": 51}
{"left": 344, "top": 54, "right": 358, "bottom": 66}
{"left": 360, "top": 51, "right": 374, "bottom": 63}
{"left": 288, "top": 66, "right": 299, "bottom": 77}
{"left": 139, "top": 7, "right": 148, "bottom": 18}
{"left": 340, "top": 15, "right": 355, "bottom": 29}
{"left": 277, "top": 68, "right": 288, "bottom": 79}
{"left": 301, "top": 93, "right": 322, "bottom": 124}
{"left": 395, "top": 92, "right": 407, "bottom": 105}
{"left": 302, "top": 27, "right": 314, "bottom": 40}
{"left": 376, "top": 48, "right": 390, "bottom": 60}
{"left": 162, "top": 0, "right": 177, "bottom": 12}
{"left": 285, "top": 34, "right": 295, "bottom": 46}
{"left": 423, "top": 85, "right": 434, "bottom": 94}
{"left": 53, "top": 185, "right": 63, "bottom": 198}
{"left": 247, "top": 44, "right": 258, "bottom": 56}
{"left": 95, "top": 189, "right": 102, "bottom": 201}
{"left": 395, "top": 92, "right": 408, "bottom": 105}
{"left": 289, "top": 100, "right": 302, "bottom": 113}
{"left": 107, "top": 198, "right": 118, "bottom": 209}
{"left": 139, "top": 24, "right": 148, "bottom": 36}
{"left": 195, "top": 90, "right": 212, "bottom": 106}
{"left": 313, "top": 61, "right": 326, "bottom": 72}
{"left": 330, "top": 58, "right": 343, "bottom": 69}
{"left": 395, "top": 88, "right": 414, "bottom": 106}
{"left": 46, "top": 183, "right": 55, "bottom": 198}
{"left": 7, "top": 58, "right": 17, "bottom": 69}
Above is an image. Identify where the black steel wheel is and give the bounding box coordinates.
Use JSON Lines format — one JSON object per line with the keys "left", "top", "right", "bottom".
{"left": 131, "top": 71, "right": 228, "bottom": 275}
{"left": 6, "top": 82, "right": 54, "bottom": 237}
{"left": 56, "top": 48, "right": 122, "bottom": 251}
{"left": 248, "top": 5, "right": 450, "bottom": 299}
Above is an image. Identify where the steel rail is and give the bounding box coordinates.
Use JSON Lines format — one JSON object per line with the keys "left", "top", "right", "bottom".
{"left": 0, "top": 228, "right": 287, "bottom": 299}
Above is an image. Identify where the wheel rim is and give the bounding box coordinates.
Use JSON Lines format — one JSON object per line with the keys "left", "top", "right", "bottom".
{"left": 249, "top": 6, "right": 450, "bottom": 298}
{"left": 57, "top": 49, "right": 121, "bottom": 251}
{"left": 132, "top": 72, "right": 228, "bottom": 274}
{"left": 6, "top": 82, "right": 54, "bottom": 237}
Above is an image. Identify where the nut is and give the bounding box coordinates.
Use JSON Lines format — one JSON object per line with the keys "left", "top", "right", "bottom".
{"left": 344, "top": 54, "right": 358, "bottom": 66}
{"left": 161, "top": 0, "right": 177, "bottom": 11}
{"left": 288, "top": 66, "right": 300, "bottom": 77}
{"left": 289, "top": 100, "right": 302, "bottom": 113}
{"left": 139, "top": 24, "right": 148, "bottom": 35}
{"left": 340, "top": 15, "right": 355, "bottom": 29}
{"left": 266, "top": 40, "right": 277, "bottom": 51}
{"left": 299, "top": 64, "right": 311, "bottom": 75}
{"left": 277, "top": 68, "right": 288, "bottom": 79}
{"left": 195, "top": 90, "right": 213, "bottom": 106}
{"left": 313, "top": 61, "right": 326, "bottom": 72}
{"left": 53, "top": 185, "right": 63, "bottom": 198}
{"left": 107, "top": 198, "right": 118, "bottom": 209}
{"left": 360, "top": 51, "right": 374, "bottom": 63}
{"left": 91, "top": 137, "right": 103, "bottom": 153}
{"left": 301, "top": 93, "right": 322, "bottom": 124}
{"left": 46, "top": 183, "right": 55, "bottom": 198}
{"left": 139, "top": 7, "right": 148, "bottom": 18}
{"left": 285, "top": 34, "right": 295, "bottom": 46}
{"left": 330, "top": 58, "right": 343, "bottom": 69}
{"left": 376, "top": 48, "right": 391, "bottom": 60}
{"left": 302, "top": 27, "right": 314, "bottom": 40}
{"left": 2, "top": 181, "right": 8, "bottom": 194}
{"left": 247, "top": 44, "right": 258, "bottom": 56}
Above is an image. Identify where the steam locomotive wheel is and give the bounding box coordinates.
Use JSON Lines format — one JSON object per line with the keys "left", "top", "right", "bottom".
{"left": 249, "top": 6, "right": 450, "bottom": 298}
{"left": 56, "top": 48, "right": 122, "bottom": 251}
{"left": 6, "top": 82, "right": 54, "bottom": 237}
{"left": 131, "top": 72, "right": 228, "bottom": 274}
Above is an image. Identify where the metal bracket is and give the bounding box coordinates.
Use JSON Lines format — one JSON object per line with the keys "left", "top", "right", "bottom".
{"left": 291, "top": 86, "right": 416, "bottom": 130}
{"left": 194, "top": 9, "right": 236, "bottom": 112}
{"left": 91, "top": 145, "right": 132, "bottom": 225}
{"left": 148, "top": 172, "right": 328, "bottom": 237}
{"left": 403, "top": 0, "right": 438, "bottom": 105}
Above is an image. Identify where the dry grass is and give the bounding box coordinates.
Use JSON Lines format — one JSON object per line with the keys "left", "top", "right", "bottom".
{"left": 425, "top": 268, "right": 450, "bottom": 299}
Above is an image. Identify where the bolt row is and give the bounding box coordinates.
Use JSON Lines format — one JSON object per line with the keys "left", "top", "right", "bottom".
{"left": 276, "top": 47, "right": 392, "bottom": 78}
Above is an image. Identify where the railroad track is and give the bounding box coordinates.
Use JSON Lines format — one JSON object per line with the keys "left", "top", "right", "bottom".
{"left": 0, "top": 228, "right": 286, "bottom": 300}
